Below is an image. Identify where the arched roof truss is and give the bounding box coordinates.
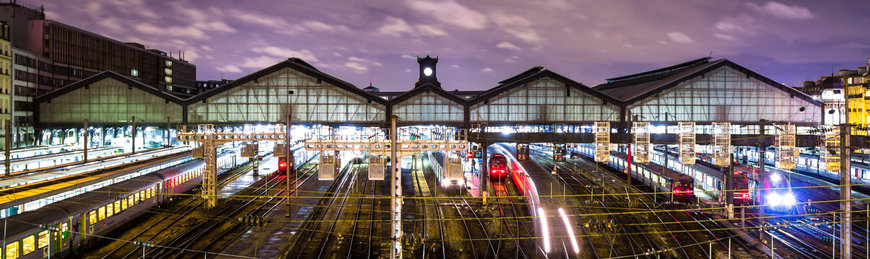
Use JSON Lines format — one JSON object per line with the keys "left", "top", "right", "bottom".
{"left": 187, "top": 61, "right": 387, "bottom": 126}
{"left": 36, "top": 72, "right": 184, "bottom": 126}
{"left": 391, "top": 84, "right": 465, "bottom": 125}
{"left": 628, "top": 65, "right": 822, "bottom": 124}
{"left": 470, "top": 74, "right": 620, "bottom": 125}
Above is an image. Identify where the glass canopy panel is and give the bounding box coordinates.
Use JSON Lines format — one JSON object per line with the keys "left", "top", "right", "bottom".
{"left": 38, "top": 78, "right": 183, "bottom": 124}
{"left": 470, "top": 77, "right": 619, "bottom": 123}
{"left": 392, "top": 91, "right": 464, "bottom": 123}
{"left": 188, "top": 67, "right": 386, "bottom": 124}
{"left": 628, "top": 66, "right": 822, "bottom": 124}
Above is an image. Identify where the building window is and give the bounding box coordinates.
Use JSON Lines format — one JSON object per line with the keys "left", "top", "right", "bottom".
{"left": 130, "top": 69, "right": 139, "bottom": 77}
{"left": 165, "top": 60, "right": 172, "bottom": 67}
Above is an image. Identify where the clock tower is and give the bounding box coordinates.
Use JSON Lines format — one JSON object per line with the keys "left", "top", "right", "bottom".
{"left": 415, "top": 55, "right": 440, "bottom": 88}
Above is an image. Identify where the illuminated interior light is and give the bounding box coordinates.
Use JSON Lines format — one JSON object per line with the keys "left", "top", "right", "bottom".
{"left": 558, "top": 208, "right": 580, "bottom": 254}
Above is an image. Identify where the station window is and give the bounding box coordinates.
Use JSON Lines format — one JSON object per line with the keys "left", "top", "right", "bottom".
{"left": 98, "top": 207, "right": 105, "bottom": 221}
{"left": 5, "top": 241, "right": 18, "bottom": 259}
{"left": 106, "top": 204, "right": 114, "bottom": 217}
{"left": 114, "top": 200, "right": 121, "bottom": 213}
{"left": 38, "top": 231, "right": 48, "bottom": 248}
{"left": 22, "top": 235, "right": 34, "bottom": 255}
{"left": 89, "top": 211, "right": 97, "bottom": 225}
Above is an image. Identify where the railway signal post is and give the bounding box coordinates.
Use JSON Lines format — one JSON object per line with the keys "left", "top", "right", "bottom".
{"left": 177, "top": 124, "right": 287, "bottom": 208}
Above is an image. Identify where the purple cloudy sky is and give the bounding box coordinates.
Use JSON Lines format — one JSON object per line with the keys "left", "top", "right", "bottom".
{"left": 43, "top": 0, "right": 870, "bottom": 91}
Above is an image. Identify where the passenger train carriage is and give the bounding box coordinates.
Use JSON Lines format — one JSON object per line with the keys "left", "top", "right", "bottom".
{"left": 573, "top": 145, "right": 695, "bottom": 202}
{"left": 1, "top": 148, "right": 312, "bottom": 259}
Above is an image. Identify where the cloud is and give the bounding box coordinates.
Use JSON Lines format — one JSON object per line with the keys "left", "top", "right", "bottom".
{"left": 182, "top": 49, "right": 201, "bottom": 62}
{"left": 490, "top": 12, "right": 541, "bottom": 43}
{"left": 134, "top": 23, "right": 206, "bottom": 39}
{"left": 404, "top": 0, "right": 488, "bottom": 30}
{"left": 229, "top": 10, "right": 290, "bottom": 28}
{"left": 378, "top": 17, "right": 447, "bottom": 37}
{"left": 97, "top": 17, "right": 124, "bottom": 32}
{"left": 714, "top": 33, "right": 738, "bottom": 41}
{"left": 193, "top": 21, "right": 236, "bottom": 33}
{"left": 345, "top": 61, "right": 369, "bottom": 73}
{"left": 301, "top": 21, "right": 351, "bottom": 33}
{"left": 216, "top": 65, "right": 242, "bottom": 73}
{"left": 252, "top": 47, "right": 319, "bottom": 62}
{"left": 747, "top": 2, "right": 815, "bottom": 20}
{"left": 240, "top": 56, "right": 284, "bottom": 68}
{"left": 482, "top": 67, "right": 494, "bottom": 72}
{"left": 667, "top": 32, "right": 694, "bottom": 43}
{"left": 378, "top": 16, "right": 414, "bottom": 36}
{"left": 496, "top": 42, "right": 522, "bottom": 51}
{"left": 503, "top": 56, "right": 520, "bottom": 63}
{"left": 400, "top": 54, "right": 416, "bottom": 60}
{"left": 416, "top": 24, "right": 448, "bottom": 36}
{"left": 344, "top": 57, "right": 382, "bottom": 73}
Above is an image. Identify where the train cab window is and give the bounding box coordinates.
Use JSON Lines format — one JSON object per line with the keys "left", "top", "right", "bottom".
{"left": 98, "top": 207, "right": 106, "bottom": 221}
{"left": 106, "top": 204, "right": 114, "bottom": 217}
{"left": 38, "top": 231, "right": 48, "bottom": 248}
{"left": 5, "top": 241, "right": 18, "bottom": 259}
{"left": 22, "top": 235, "right": 34, "bottom": 255}
{"left": 114, "top": 200, "right": 121, "bottom": 213}
{"left": 89, "top": 211, "right": 97, "bottom": 225}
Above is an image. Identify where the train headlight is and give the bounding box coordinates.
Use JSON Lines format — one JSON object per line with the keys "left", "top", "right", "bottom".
{"left": 766, "top": 193, "right": 781, "bottom": 206}
{"left": 782, "top": 192, "right": 796, "bottom": 206}
{"left": 770, "top": 173, "right": 782, "bottom": 183}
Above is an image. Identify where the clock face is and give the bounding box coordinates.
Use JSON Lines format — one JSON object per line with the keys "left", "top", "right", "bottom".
{"left": 423, "top": 67, "right": 433, "bottom": 76}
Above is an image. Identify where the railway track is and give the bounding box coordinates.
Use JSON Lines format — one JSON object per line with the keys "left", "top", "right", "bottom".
{"left": 92, "top": 155, "right": 261, "bottom": 258}
{"left": 282, "top": 161, "right": 362, "bottom": 258}
{"left": 410, "top": 154, "right": 446, "bottom": 258}
{"left": 537, "top": 156, "right": 657, "bottom": 258}
{"left": 423, "top": 152, "right": 494, "bottom": 259}
{"left": 566, "top": 151, "right": 766, "bottom": 258}
{"left": 147, "top": 161, "right": 314, "bottom": 259}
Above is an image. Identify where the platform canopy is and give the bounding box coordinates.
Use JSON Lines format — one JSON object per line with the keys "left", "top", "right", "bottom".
{"left": 186, "top": 58, "right": 388, "bottom": 126}
{"left": 596, "top": 58, "right": 823, "bottom": 125}
{"left": 390, "top": 83, "right": 467, "bottom": 126}
{"left": 469, "top": 67, "right": 621, "bottom": 125}
{"left": 35, "top": 71, "right": 185, "bottom": 127}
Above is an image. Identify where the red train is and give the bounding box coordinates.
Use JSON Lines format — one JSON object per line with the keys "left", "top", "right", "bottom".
{"left": 489, "top": 153, "right": 510, "bottom": 181}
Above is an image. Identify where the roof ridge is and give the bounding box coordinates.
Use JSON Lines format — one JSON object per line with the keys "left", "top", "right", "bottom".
{"left": 605, "top": 57, "right": 711, "bottom": 83}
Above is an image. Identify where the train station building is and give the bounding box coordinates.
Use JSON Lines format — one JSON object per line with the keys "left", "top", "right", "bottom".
{"left": 32, "top": 55, "right": 828, "bottom": 145}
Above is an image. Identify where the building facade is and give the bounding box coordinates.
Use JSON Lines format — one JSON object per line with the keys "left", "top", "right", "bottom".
{"left": 0, "top": 21, "right": 9, "bottom": 147}
{"left": 0, "top": 2, "right": 198, "bottom": 146}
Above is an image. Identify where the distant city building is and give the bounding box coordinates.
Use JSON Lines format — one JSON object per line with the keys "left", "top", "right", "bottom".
{"left": 196, "top": 79, "right": 233, "bottom": 94}
{"left": 0, "top": 2, "right": 197, "bottom": 146}
{"left": 801, "top": 58, "right": 870, "bottom": 129}
{"left": 0, "top": 21, "right": 9, "bottom": 147}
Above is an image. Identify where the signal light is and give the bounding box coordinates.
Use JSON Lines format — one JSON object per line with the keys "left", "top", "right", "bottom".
{"left": 278, "top": 157, "right": 288, "bottom": 171}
